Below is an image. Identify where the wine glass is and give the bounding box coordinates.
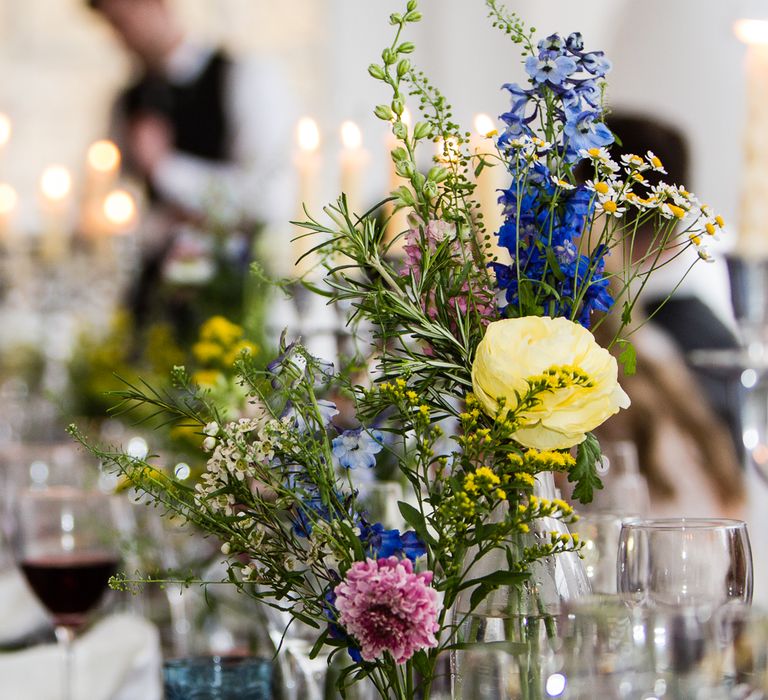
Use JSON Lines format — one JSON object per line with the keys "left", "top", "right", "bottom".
{"left": 11, "top": 488, "right": 121, "bottom": 700}
{"left": 617, "top": 518, "right": 753, "bottom": 611}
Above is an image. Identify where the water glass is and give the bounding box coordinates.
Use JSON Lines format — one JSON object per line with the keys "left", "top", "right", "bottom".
{"left": 163, "top": 656, "right": 272, "bottom": 700}
{"left": 617, "top": 518, "right": 753, "bottom": 610}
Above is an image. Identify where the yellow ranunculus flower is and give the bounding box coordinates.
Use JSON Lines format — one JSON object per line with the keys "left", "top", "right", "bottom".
{"left": 471, "top": 316, "right": 630, "bottom": 450}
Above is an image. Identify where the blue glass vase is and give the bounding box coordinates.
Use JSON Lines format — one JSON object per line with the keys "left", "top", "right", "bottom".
{"left": 163, "top": 656, "right": 272, "bottom": 700}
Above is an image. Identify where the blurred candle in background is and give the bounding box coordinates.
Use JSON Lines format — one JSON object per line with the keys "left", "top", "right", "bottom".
{"left": 293, "top": 117, "right": 321, "bottom": 276}
{"left": 0, "top": 182, "right": 17, "bottom": 247}
{"left": 383, "top": 107, "right": 411, "bottom": 251}
{"left": 339, "top": 120, "right": 369, "bottom": 214}
{"left": 39, "top": 165, "right": 72, "bottom": 262}
{"left": 471, "top": 113, "right": 508, "bottom": 263}
{"left": 82, "top": 139, "right": 121, "bottom": 242}
{"left": 103, "top": 188, "right": 137, "bottom": 232}
{"left": 735, "top": 18, "right": 768, "bottom": 257}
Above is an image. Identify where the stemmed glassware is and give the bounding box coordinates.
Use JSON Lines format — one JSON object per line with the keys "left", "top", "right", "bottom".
{"left": 617, "top": 518, "right": 753, "bottom": 610}
{"left": 10, "top": 487, "right": 120, "bottom": 700}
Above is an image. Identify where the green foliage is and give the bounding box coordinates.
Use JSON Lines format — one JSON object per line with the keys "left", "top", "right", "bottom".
{"left": 570, "top": 433, "right": 604, "bottom": 504}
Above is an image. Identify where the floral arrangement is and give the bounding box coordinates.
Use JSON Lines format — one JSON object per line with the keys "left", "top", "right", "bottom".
{"left": 72, "top": 1, "right": 726, "bottom": 698}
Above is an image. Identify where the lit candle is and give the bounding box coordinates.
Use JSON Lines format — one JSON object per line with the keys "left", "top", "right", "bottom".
{"left": 383, "top": 107, "right": 412, "bottom": 251}
{"left": 39, "top": 165, "right": 72, "bottom": 262}
{"left": 103, "top": 188, "right": 137, "bottom": 232}
{"left": 736, "top": 19, "right": 768, "bottom": 257}
{"left": 293, "top": 117, "right": 322, "bottom": 276}
{"left": 339, "top": 120, "right": 369, "bottom": 214}
{"left": 0, "top": 183, "right": 17, "bottom": 248}
{"left": 471, "top": 113, "right": 509, "bottom": 263}
{"left": 82, "top": 139, "right": 121, "bottom": 242}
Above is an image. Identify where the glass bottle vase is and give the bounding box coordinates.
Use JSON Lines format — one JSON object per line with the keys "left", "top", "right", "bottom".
{"left": 450, "top": 472, "right": 590, "bottom": 700}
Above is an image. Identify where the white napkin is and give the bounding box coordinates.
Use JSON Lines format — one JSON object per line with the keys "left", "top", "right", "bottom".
{"left": 0, "top": 614, "right": 163, "bottom": 700}
{"left": 0, "top": 569, "right": 50, "bottom": 645}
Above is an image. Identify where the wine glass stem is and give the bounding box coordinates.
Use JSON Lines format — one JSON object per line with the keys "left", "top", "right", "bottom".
{"left": 54, "top": 625, "right": 76, "bottom": 700}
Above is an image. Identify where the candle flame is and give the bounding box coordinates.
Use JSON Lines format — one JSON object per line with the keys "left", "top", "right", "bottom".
{"left": 103, "top": 189, "right": 136, "bottom": 227}
{"left": 40, "top": 166, "right": 72, "bottom": 201}
{"left": 0, "top": 114, "right": 11, "bottom": 148}
{"left": 0, "top": 183, "right": 17, "bottom": 214}
{"left": 401, "top": 107, "right": 412, "bottom": 126}
{"left": 436, "top": 137, "right": 460, "bottom": 164}
{"left": 297, "top": 117, "right": 321, "bottom": 152}
{"left": 340, "top": 120, "right": 363, "bottom": 150}
{"left": 88, "top": 139, "right": 121, "bottom": 172}
{"left": 473, "top": 113, "right": 496, "bottom": 138}
{"left": 735, "top": 19, "right": 768, "bottom": 45}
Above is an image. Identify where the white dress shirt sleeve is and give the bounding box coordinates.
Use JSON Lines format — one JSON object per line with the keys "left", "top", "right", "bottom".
{"left": 151, "top": 55, "right": 298, "bottom": 234}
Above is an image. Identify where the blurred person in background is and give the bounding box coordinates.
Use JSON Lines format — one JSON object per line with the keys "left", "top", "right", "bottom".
{"left": 87, "top": 0, "right": 297, "bottom": 337}
{"left": 592, "top": 114, "right": 744, "bottom": 518}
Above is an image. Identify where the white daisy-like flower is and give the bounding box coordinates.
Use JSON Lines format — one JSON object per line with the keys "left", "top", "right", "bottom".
{"left": 532, "top": 136, "right": 553, "bottom": 152}
{"left": 645, "top": 150, "right": 667, "bottom": 173}
{"left": 659, "top": 202, "right": 688, "bottom": 220}
{"left": 580, "top": 146, "right": 620, "bottom": 172}
{"left": 702, "top": 219, "right": 721, "bottom": 240}
{"left": 551, "top": 175, "right": 576, "bottom": 190}
{"left": 596, "top": 198, "right": 626, "bottom": 217}
{"left": 621, "top": 153, "right": 650, "bottom": 172}
{"left": 698, "top": 247, "right": 715, "bottom": 263}
{"left": 585, "top": 179, "right": 616, "bottom": 197}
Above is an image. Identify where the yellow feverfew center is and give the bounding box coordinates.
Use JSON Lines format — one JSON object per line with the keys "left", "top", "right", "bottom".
{"left": 628, "top": 154, "right": 643, "bottom": 164}
{"left": 651, "top": 155, "right": 663, "bottom": 169}
{"left": 632, "top": 172, "right": 645, "bottom": 182}
{"left": 603, "top": 200, "right": 618, "bottom": 213}
{"left": 715, "top": 215, "right": 725, "bottom": 228}
{"left": 667, "top": 204, "right": 686, "bottom": 219}
{"left": 594, "top": 181, "right": 610, "bottom": 195}
{"left": 587, "top": 147, "right": 602, "bottom": 157}
{"left": 689, "top": 233, "right": 702, "bottom": 246}
{"left": 705, "top": 222, "right": 716, "bottom": 236}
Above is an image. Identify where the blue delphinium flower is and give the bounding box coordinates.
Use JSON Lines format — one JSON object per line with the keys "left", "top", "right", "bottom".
{"left": 332, "top": 428, "right": 384, "bottom": 470}
{"left": 359, "top": 521, "right": 426, "bottom": 563}
{"left": 525, "top": 53, "right": 577, "bottom": 86}
{"left": 563, "top": 108, "right": 614, "bottom": 161}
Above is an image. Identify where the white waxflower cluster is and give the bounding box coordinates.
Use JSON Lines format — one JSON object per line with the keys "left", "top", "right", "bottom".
{"left": 193, "top": 407, "right": 288, "bottom": 514}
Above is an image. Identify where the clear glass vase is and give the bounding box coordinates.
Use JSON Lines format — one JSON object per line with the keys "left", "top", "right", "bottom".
{"left": 450, "top": 472, "right": 591, "bottom": 700}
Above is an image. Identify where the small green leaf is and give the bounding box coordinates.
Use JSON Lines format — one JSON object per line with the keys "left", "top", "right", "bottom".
{"left": 398, "top": 501, "right": 431, "bottom": 545}
{"left": 570, "top": 433, "right": 603, "bottom": 504}
{"left": 618, "top": 340, "right": 637, "bottom": 376}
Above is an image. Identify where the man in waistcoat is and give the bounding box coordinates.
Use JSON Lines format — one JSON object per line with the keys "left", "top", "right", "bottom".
{"left": 87, "top": 0, "right": 297, "bottom": 338}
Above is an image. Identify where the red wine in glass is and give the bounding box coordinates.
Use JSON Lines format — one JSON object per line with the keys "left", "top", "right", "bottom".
{"left": 20, "top": 553, "right": 119, "bottom": 628}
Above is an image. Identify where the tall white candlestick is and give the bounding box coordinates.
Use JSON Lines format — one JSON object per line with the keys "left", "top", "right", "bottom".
{"left": 383, "top": 108, "right": 412, "bottom": 252}
{"left": 293, "top": 117, "right": 322, "bottom": 277}
{"left": 738, "top": 40, "right": 768, "bottom": 258}
{"left": 471, "top": 113, "right": 509, "bottom": 263}
{"left": 339, "top": 120, "right": 369, "bottom": 215}
{"left": 82, "top": 139, "right": 121, "bottom": 242}
{"left": 39, "top": 165, "right": 72, "bottom": 263}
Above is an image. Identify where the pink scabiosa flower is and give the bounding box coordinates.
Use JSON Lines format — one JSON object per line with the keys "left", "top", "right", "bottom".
{"left": 334, "top": 557, "right": 440, "bottom": 664}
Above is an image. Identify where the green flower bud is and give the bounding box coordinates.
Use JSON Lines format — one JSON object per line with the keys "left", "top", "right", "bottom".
{"left": 397, "top": 42, "right": 415, "bottom": 54}
{"left": 389, "top": 13, "right": 403, "bottom": 25}
{"left": 368, "top": 63, "right": 386, "bottom": 80}
{"left": 390, "top": 147, "right": 408, "bottom": 162}
{"left": 412, "top": 172, "right": 426, "bottom": 190}
{"left": 407, "top": 0, "right": 418, "bottom": 11}
{"left": 413, "top": 121, "right": 432, "bottom": 140}
{"left": 392, "top": 121, "right": 408, "bottom": 140}
{"left": 395, "top": 186, "right": 416, "bottom": 206}
{"left": 395, "top": 160, "right": 415, "bottom": 178}
{"left": 374, "top": 104, "right": 394, "bottom": 121}
{"left": 427, "top": 166, "right": 449, "bottom": 183}
{"left": 382, "top": 48, "right": 396, "bottom": 65}
{"left": 423, "top": 181, "right": 438, "bottom": 199}
{"left": 391, "top": 97, "right": 405, "bottom": 116}
{"left": 397, "top": 59, "right": 410, "bottom": 78}
{"left": 405, "top": 11, "right": 422, "bottom": 22}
